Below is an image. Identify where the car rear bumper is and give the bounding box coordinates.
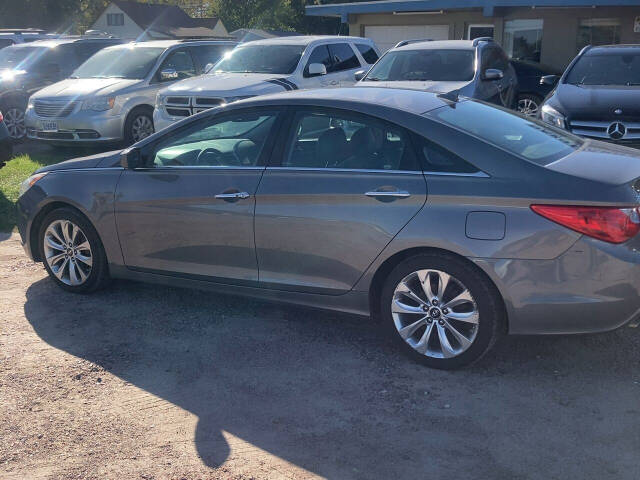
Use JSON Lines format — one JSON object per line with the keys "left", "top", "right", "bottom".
{"left": 475, "top": 236, "right": 640, "bottom": 335}
{"left": 25, "top": 108, "right": 125, "bottom": 143}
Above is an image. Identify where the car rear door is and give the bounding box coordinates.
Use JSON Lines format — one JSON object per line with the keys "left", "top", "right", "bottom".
{"left": 114, "top": 107, "right": 284, "bottom": 284}
{"left": 253, "top": 107, "right": 427, "bottom": 294}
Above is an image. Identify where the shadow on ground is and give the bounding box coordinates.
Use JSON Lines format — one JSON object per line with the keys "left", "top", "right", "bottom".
{"left": 24, "top": 277, "right": 640, "bottom": 479}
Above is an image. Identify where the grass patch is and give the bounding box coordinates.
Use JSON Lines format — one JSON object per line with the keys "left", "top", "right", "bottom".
{"left": 0, "top": 148, "right": 72, "bottom": 232}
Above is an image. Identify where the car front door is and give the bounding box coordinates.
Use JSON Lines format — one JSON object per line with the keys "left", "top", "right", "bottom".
{"left": 327, "top": 43, "right": 363, "bottom": 86}
{"left": 253, "top": 107, "right": 427, "bottom": 294}
{"left": 479, "top": 47, "right": 511, "bottom": 106}
{"left": 114, "top": 107, "right": 283, "bottom": 283}
{"left": 299, "top": 44, "right": 335, "bottom": 88}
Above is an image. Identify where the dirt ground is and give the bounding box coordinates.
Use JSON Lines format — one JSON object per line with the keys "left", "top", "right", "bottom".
{"left": 1, "top": 232, "right": 640, "bottom": 480}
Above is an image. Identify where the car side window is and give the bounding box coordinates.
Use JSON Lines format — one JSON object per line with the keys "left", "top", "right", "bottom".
{"left": 284, "top": 110, "right": 420, "bottom": 171}
{"left": 190, "top": 45, "right": 232, "bottom": 71}
{"left": 75, "top": 42, "right": 108, "bottom": 64}
{"left": 328, "top": 43, "right": 360, "bottom": 72}
{"left": 158, "top": 48, "right": 197, "bottom": 81}
{"left": 304, "top": 45, "right": 332, "bottom": 76}
{"left": 421, "top": 141, "right": 481, "bottom": 174}
{"left": 150, "top": 110, "right": 279, "bottom": 168}
{"left": 482, "top": 47, "right": 502, "bottom": 71}
{"left": 356, "top": 44, "right": 379, "bottom": 64}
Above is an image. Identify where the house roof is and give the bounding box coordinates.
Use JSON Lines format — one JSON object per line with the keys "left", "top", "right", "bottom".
{"left": 306, "top": 0, "right": 640, "bottom": 20}
{"left": 111, "top": 0, "right": 225, "bottom": 37}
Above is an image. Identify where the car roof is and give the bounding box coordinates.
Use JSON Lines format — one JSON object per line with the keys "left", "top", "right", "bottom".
{"left": 238, "top": 87, "right": 452, "bottom": 116}
{"left": 9, "top": 37, "right": 119, "bottom": 48}
{"left": 395, "top": 39, "right": 477, "bottom": 51}
{"left": 585, "top": 44, "right": 640, "bottom": 55}
{"left": 111, "top": 39, "right": 235, "bottom": 50}
{"left": 241, "top": 35, "right": 372, "bottom": 46}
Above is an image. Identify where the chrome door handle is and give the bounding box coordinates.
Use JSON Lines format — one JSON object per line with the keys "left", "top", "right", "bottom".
{"left": 215, "top": 191, "right": 250, "bottom": 200}
{"left": 330, "top": 80, "right": 339, "bottom": 85}
{"left": 365, "top": 190, "right": 411, "bottom": 198}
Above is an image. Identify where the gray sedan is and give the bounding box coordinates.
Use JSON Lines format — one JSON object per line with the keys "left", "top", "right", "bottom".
{"left": 16, "top": 87, "right": 640, "bottom": 369}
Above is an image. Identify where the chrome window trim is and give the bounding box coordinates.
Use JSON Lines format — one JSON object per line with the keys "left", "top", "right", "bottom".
{"left": 266, "top": 166, "right": 423, "bottom": 175}
{"left": 423, "top": 170, "right": 490, "bottom": 178}
{"left": 139, "top": 165, "right": 266, "bottom": 171}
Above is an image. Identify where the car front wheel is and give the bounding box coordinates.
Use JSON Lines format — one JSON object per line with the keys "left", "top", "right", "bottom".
{"left": 39, "top": 208, "right": 110, "bottom": 293}
{"left": 516, "top": 94, "right": 541, "bottom": 117}
{"left": 3, "top": 104, "right": 27, "bottom": 141}
{"left": 380, "top": 253, "right": 504, "bottom": 369}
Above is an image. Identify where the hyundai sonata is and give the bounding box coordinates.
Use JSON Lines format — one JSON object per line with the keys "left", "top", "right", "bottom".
{"left": 17, "top": 88, "right": 640, "bottom": 369}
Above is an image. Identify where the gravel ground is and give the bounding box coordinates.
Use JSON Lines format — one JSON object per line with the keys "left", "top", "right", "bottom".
{"left": 1, "top": 232, "right": 640, "bottom": 480}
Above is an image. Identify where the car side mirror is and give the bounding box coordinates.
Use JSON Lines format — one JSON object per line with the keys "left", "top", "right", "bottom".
{"left": 354, "top": 69, "right": 366, "bottom": 81}
{"left": 160, "top": 68, "right": 179, "bottom": 81}
{"left": 483, "top": 68, "right": 504, "bottom": 80}
{"left": 540, "top": 74, "right": 559, "bottom": 86}
{"left": 307, "top": 63, "right": 327, "bottom": 77}
{"left": 120, "top": 147, "right": 143, "bottom": 169}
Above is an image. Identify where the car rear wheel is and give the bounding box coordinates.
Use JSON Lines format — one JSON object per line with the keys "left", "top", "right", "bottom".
{"left": 39, "top": 208, "right": 110, "bottom": 293}
{"left": 3, "top": 104, "right": 27, "bottom": 141}
{"left": 380, "top": 253, "right": 504, "bottom": 369}
{"left": 516, "top": 94, "right": 541, "bottom": 117}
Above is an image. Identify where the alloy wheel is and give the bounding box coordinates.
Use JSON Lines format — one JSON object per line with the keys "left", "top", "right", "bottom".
{"left": 517, "top": 98, "right": 539, "bottom": 117}
{"left": 44, "top": 220, "right": 93, "bottom": 286}
{"left": 4, "top": 107, "right": 26, "bottom": 139}
{"left": 131, "top": 115, "right": 154, "bottom": 142}
{"left": 391, "top": 269, "right": 479, "bottom": 359}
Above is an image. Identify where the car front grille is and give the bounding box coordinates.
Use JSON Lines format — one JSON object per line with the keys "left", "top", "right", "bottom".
{"left": 164, "top": 96, "right": 225, "bottom": 118}
{"left": 34, "top": 100, "right": 77, "bottom": 118}
{"left": 569, "top": 119, "right": 640, "bottom": 142}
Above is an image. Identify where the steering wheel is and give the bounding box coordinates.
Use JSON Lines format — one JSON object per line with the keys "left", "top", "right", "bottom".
{"left": 196, "top": 147, "right": 224, "bottom": 166}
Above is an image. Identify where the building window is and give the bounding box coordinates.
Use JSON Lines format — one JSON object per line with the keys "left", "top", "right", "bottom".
{"left": 577, "top": 18, "right": 620, "bottom": 51}
{"left": 468, "top": 24, "right": 494, "bottom": 40}
{"left": 504, "top": 19, "right": 543, "bottom": 63}
{"left": 107, "top": 13, "right": 124, "bottom": 26}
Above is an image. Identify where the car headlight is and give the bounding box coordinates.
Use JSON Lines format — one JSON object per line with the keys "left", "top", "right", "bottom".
{"left": 540, "top": 104, "right": 566, "bottom": 129}
{"left": 82, "top": 97, "right": 116, "bottom": 111}
{"left": 19, "top": 172, "right": 48, "bottom": 197}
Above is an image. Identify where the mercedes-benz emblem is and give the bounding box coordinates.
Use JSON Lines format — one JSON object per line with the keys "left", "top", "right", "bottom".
{"left": 614, "top": 108, "right": 623, "bottom": 115}
{"left": 607, "top": 122, "right": 626, "bottom": 140}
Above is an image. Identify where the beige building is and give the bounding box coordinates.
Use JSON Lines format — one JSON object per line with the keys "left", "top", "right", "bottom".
{"left": 91, "top": 0, "right": 229, "bottom": 41}
{"left": 306, "top": 0, "right": 640, "bottom": 70}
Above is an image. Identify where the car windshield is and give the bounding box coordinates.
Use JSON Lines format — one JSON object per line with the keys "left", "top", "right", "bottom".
{"left": 211, "top": 45, "right": 304, "bottom": 74}
{"left": 431, "top": 100, "right": 583, "bottom": 165}
{"left": 565, "top": 51, "right": 640, "bottom": 86}
{"left": 72, "top": 46, "right": 165, "bottom": 79}
{"left": 0, "top": 46, "right": 48, "bottom": 70}
{"left": 365, "top": 49, "right": 476, "bottom": 82}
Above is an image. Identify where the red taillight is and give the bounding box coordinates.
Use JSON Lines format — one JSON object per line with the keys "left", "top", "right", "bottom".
{"left": 0, "top": 111, "right": 3, "bottom": 123}
{"left": 531, "top": 205, "right": 640, "bottom": 244}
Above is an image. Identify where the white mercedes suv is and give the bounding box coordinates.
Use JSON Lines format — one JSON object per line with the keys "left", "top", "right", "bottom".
{"left": 153, "top": 36, "right": 380, "bottom": 130}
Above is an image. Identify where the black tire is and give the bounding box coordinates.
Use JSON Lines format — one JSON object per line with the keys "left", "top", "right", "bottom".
{"left": 123, "top": 107, "right": 154, "bottom": 146}
{"left": 516, "top": 93, "right": 542, "bottom": 117}
{"left": 38, "top": 208, "right": 110, "bottom": 293}
{"left": 380, "top": 253, "right": 505, "bottom": 370}
{"left": 1, "top": 99, "right": 28, "bottom": 142}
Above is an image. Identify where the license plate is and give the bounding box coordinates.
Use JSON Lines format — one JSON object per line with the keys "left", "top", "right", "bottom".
{"left": 41, "top": 121, "right": 58, "bottom": 132}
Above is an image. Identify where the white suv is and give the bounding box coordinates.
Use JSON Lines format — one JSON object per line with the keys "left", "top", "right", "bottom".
{"left": 154, "top": 36, "right": 380, "bottom": 130}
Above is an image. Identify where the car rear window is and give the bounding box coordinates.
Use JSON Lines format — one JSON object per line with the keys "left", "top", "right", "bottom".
{"left": 430, "top": 100, "right": 583, "bottom": 165}
{"left": 356, "top": 43, "right": 379, "bottom": 64}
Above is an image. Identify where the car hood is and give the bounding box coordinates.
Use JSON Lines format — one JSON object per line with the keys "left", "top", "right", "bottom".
{"left": 161, "top": 72, "right": 296, "bottom": 97}
{"left": 32, "top": 78, "right": 143, "bottom": 101}
{"left": 554, "top": 84, "right": 640, "bottom": 121}
{"left": 37, "top": 150, "right": 123, "bottom": 173}
{"left": 357, "top": 80, "right": 472, "bottom": 93}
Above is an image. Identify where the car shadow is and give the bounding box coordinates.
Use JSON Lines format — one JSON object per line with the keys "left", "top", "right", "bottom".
{"left": 24, "top": 277, "right": 640, "bottom": 478}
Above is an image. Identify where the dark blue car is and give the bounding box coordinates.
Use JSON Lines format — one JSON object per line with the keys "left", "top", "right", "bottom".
{"left": 511, "top": 59, "right": 561, "bottom": 116}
